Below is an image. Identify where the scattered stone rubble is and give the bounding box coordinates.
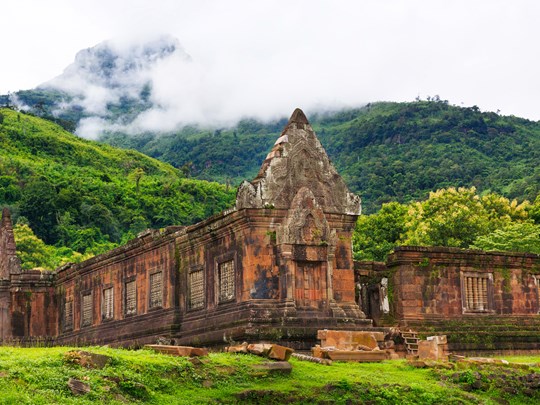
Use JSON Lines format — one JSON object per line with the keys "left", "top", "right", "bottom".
{"left": 225, "top": 342, "right": 294, "bottom": 361}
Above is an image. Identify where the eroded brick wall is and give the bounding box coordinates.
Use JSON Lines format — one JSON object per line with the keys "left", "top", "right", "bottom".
{"left": 55, "top": 229, "right": 179, "bottom": 345}
{"left": 387, "top": 246, "right": 540, "bottom": 320}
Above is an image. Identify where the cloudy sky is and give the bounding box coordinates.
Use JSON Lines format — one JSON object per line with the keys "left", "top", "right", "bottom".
{"left": 2, "top": 0, "right": 540, "bottom": 128}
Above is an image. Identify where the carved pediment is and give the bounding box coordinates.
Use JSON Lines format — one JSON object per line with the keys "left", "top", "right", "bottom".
{"left": 277, "top": 187, "right": 336, "bottom": 247}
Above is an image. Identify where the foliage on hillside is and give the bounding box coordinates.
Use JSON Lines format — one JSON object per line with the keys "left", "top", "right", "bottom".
{"left": 0, "top": 108, "right": 235, "bottom": 270}
{"left": 0, "top": 347, "right": 538, "bottom": 404}
{"left": 354, "top": 187, "right": 540, "bottom": 261}
{"left": 99, "top": 100, "right": 540, "bottom": 213}
{"left": 6, "top": 93, "right": 540, "bottom": 213}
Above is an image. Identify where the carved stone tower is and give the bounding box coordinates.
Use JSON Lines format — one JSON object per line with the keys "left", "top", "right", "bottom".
{"left": 237, "top": 109, "right": 365, "bottom": 321}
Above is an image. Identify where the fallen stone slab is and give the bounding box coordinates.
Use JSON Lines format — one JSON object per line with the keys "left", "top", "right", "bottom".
{"left": 247, "top": 343, "right": 273, "bottom": 356}
{"left": 225, "top": 342, "right": 249, "bottom": 354}
{"left": 325, "top": 349, "right": 389, "bottom": 362}
{"left": 68, "top": 378, "right": 90, "bottom": 395}
{"left": 268, "top": 344, "right": 294, "bottom": 361}
{"left": 317, "top": 329, "right": 383, "bottom": 350}
{"left": 252, "top": 361, "right": 292, "bottom": 375}
{"left": 145, "top": 345, "right": 208, "bottom": 357}
{"left": 190, "top": 347, "right": 209, "bottom": 357}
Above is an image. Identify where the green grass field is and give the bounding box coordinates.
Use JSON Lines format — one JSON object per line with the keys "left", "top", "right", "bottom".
{"left": 0, "top": 347, "right": 538, "bottom": 404}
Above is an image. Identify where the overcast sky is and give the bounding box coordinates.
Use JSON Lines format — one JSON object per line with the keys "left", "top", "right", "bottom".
{"left": 2, "top": 0, "right": 540, "bottom": 124}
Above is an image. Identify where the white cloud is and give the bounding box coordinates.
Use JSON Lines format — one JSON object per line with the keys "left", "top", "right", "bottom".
{"left": 1, "top": 0, "right": 540, "bottom": 137}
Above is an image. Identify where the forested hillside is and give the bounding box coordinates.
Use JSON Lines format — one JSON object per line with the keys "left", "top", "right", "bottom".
{"left": 5, "top": 87, "right": 540, "bottom": 214}
{"left": 0, "top": 108, "right": 235, "bottom": 269}
{"left": 98, "top": 100, "right": 540, "bottom": 213}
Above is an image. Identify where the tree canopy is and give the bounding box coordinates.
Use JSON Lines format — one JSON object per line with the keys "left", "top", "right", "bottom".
{"left": 354, "top": 187, "right": 540, "bottom": 261}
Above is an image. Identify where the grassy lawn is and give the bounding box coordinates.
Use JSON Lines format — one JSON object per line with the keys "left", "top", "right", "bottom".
{"left": 0, "top": 347, "right": 538, "bottom": 404}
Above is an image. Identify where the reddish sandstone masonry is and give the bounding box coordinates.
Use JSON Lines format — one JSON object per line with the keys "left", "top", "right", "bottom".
{"left": 387, "top": 246, "right": 540, "bottom": 320}
{"left": 0, "top": 109, "right": 372, "bottom": 348}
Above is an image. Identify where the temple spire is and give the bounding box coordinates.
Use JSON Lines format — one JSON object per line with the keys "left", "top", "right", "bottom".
{"left": 288, "top": 108, "right": 309, "bottom": 125}
{"left": 236, "top": 108, "right": 361, "bottom": 215}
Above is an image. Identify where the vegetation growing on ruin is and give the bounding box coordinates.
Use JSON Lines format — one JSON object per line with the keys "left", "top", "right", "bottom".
{"left": 0, "top": 346, "right": 538, "bottom": 404}
{"left": 0, "top": 108, "right": 235, "bottom": 270}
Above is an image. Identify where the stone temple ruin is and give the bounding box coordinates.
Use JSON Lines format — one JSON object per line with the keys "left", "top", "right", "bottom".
{"left": 0, "top": 109, "right": 539, "bottom": 353}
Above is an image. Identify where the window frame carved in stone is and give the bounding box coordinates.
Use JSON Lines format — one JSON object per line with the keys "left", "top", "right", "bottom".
{"left": 81, "top": 291, "right": 93, "bottom": 328}
{"left": 216, "top": 255, "right": 236, "bottom": 304}
{"left": 64, "top": 299, "right": 73, "bottom": 332}
{"left": 188, "top": 265, "right": 205, "bottom": 310}
{"left": 461, "top": 271, "right": 494, "bottom": 314}
{"left": 149, "top": 271, "right": 163, "bottom": 309}
{"left": 124, "top": 277, "right": 137, "bottom": 317}
{"left": 102, "top": 285, "right": 114, "bottom": 321}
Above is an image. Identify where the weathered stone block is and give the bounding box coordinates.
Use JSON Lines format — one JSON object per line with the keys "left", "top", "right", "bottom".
{"left": 225, "top": 342, "right": 249, "bottom": 353}
{"left": 145, "top": 345, "right": 208, "bottom": 357}
{"left": 325, "top": 350, "right": 388, "bottom": 362}
{"left": 68, "top": 378, "right": 90, "bottom": 395}
{"left": 427, "top": 335, "right": 447, "bottom": 345}
{"left": 64, "top": 350, "right": 112, "bottom": 369}
{"left": 268, "top": 344, "right": 294, "bottom": 361}
{"left": 317, "top": 330, "right": 383, "bottom": 350}
{"left": 247, "top": 343, "right": 273, "bottom": 356}
{"left": 252, "top": 361, "right": 292, "bottom": 375}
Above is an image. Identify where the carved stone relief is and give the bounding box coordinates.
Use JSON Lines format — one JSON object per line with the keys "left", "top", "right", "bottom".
{"left": 236, "top": 109, "right": 361, "bottom": 215}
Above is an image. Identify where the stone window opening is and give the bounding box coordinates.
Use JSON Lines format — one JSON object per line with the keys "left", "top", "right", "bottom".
{"left": 218, "top": 260, "right": 235, "bottom": 303}
{"left": 102, "top": 287, "right": 114, "bottom": 320}
{"left": 149, "top": 271, "right": 163, "bottom": 309}
{"left": 461, "top": 272, "right": 493, "bottom": 313}
{"left": 81, "top": 292, "right": 93, "bottom": 327}
{"left": 64, "top": 300, "right": 73, "bottom": 331}
{"left": 188, "top": 266, "right": 205, "bottom": 310}
{"left": 124, "top": 279, "right": 137, "bottom": 316}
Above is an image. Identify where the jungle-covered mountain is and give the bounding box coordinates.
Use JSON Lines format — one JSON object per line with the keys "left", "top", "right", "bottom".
{"left": 2, "top": 37, "right": 539, "bottom": 213}
{"left": 4, "top": 96, "right": 540, "bottom": 214}
{"left": 0, "top": 108, "right": 235, "bottom": 269}
{"left": 99, "top": 100, "right": 540, "bottom": 213}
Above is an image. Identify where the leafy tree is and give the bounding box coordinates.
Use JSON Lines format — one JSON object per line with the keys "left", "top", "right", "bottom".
{"left": 472, "top": 222, "right": 540, "bottom": 254}
{"left": 130, "top": 167, "right": 145, "bottom": 193}
{"left": 402, "top": 187, "right": 491, "bottom": 248}
{"left": 19, "top": 179, "right": 59, "bottom": 244}
{"left": 529, "top": 195, "right": 540, "bottom": 224}
{"left": 353, "top": 202, "right": 408, "bottom": 261}
{"left": 13, "top": 223, "right": 86, "bottom": 270}
{"left": 480, "top": 193, "right": 529, "bottom": 230}
{"left": 354, "top": 187, "right": 539, "bottom": 259}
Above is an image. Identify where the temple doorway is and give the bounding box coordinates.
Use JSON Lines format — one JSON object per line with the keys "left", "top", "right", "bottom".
{"left": 294, "top": 261, "right": 327, "bottom": 309}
